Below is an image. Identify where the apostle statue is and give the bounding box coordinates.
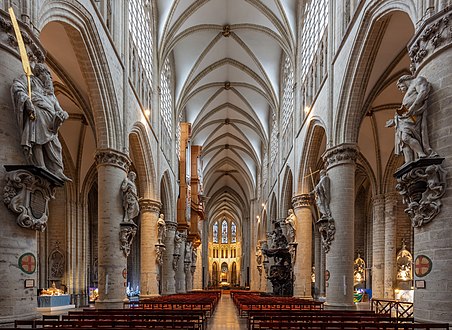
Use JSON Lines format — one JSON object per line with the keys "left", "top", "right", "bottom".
{"left": 121, "top": 171, "right": 140, "bottom": 223}
{"left": 11, "top": 63, "right": 70, "bottom": 181}
{"left": 314, "top": 169, "right": 331, "bottom": 220}
{"left": 157, "top": 213, "right": 167, "bottom": 244}
{"left": 285, "top": 209, "right": 296, "bottom": 243}
{"left": 386, "top": 75, "right": 437, "bottom": 163}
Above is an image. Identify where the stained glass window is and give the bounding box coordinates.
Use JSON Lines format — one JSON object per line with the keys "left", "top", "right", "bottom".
{"left": 231, "top": 222, "right": 237, "bottom": 243}
{"left": 160, "top": 58, "right": 173, "bottom": 137}
{"left": 213, "top": 222, "right": 218, "bottom": 243}
{"left": 221, "top": 220, "right": 228, "bottom": 244}
{"left": 281, "top": 55, "right": 294, "bottom": 133}
{"left": 300, "top": 0, "right": 328, "bottom": 79}
{"left": 128, "top": 0, "right": 153, "bottom": 85}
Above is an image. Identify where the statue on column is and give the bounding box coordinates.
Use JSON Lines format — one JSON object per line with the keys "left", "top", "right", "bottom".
{"left": 386, "top": 75, "right": 437, "bottom": 164}
{"left": 314, "top": 169, "right": 335, "bottom": 253}
{"left": 121, "top": 171, "right": 140, "bottom": 223}
{"left": 284, "top": 209, "right": 296, "bottom": 243}
{"left": 157, "top": 213, "right": 167, "bottom": 245}
{"left": 11, "top": 63, "right": 70, "bottom": 181}
{"left": 314, "top": 169, "right": 331, "bottom": 220}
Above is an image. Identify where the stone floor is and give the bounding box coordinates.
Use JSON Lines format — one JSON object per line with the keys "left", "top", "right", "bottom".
{"left": 207, "top": 292, "right": 247, "bottom": 330}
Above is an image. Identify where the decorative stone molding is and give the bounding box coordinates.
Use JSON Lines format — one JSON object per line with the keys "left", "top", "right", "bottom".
{"left": 3, "top": 168, "right": 55, "bottom": 231}
{"left": 317, "top": 216, "right": 336, "bottom": 253}
{"left": 292, "top": 194, "right": 314, "bottom": 208}
{"left": 0, "top": 11, "right": 45, "bottom": 63}
{"left": 395, "top": 158, "right": 446, "bottom": 228}
{"left": 95, "top": 149, "right": 130, "bottom": 172}
{"left": 155, "top": 244, "right": 165, "bottom": 266}
{"left": 184, "top": 260, "right": 191, "bottom": 274}
{"left": 323, "top": 143, "right": 358, "bottom": 169}
{"left": 139, "top": 199, "right": 161, "bottom": 214}
{"left": 408, "top": 9, "right": 452, "bottom": 73}
{"left": 166, "top": 221, "right": 178, "bottom": 232}
{"left": 119, "top": 222, "right": 138, "bottom": 257}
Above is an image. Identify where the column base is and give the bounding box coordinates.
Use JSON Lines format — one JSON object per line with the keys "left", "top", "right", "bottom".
{"left": 324, "top": 302, "right": 356, "bottom": 310}
{"left": 95, "top": 299, "right": 126, "bottom": 309}
{"left": 140, "top": 294, "right": 160, "bottom": 299}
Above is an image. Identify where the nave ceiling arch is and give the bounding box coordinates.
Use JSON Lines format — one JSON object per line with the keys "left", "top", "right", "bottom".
{"left": 155, "top": 0, "right": 297, "bottom": 230}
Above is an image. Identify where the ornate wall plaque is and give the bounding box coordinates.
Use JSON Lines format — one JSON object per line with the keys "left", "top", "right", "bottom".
{"left": 19, "top": 253, "right": 36, "bottom": 274}
{"left": 3, "top": 168, "right": 55, "bottom": 231}
{"left": 415, "top": 255, "right": 432, "bottom": 278}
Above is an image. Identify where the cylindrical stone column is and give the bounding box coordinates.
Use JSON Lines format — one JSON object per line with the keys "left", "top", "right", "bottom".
{"left": 139, "top": 199, "right": 161, "bottom": 297}
{"left": 162, "top": 221, "right": 177, "bottom": 295}
{"left": 407, "top": 7, "right": 452, "bottom": 324}
{"left": 95, "top": 149, "right": 130, "bottom": 308}
{"left": 185, "top": 243, "right": 193, "bottom": 292}
{"left": 323, "top": 143, "right": 358, "bottom": 308}
{"left": 292, "top": 193, "right": 314, "bottom": 298}
{"left": 0, "top": 10, "right": 46, "bottom": 323}
{"left": 384, "top": 192, "right": 398, "bottom": 299}
{"left": 175, "top": 232, "right": 187, "bottom": 293}
{"left": 314, "top": 227, "right": 322, "bottom": 298}
{"left": 372, "top": 194, "right": 385, "bottom": 299}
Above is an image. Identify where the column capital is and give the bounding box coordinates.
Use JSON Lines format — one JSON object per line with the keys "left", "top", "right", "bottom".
{"left": 408, "top": 8, "right": 452, "bottom": 74}
{"left": 166, "top": 221, "right": 178, "bottom": 231}
{"left": 385, "top": 191, "right": 399, "bottom": 203}
{"left": 372, "top": 194, "right": 386, "bottom": 205}
{"left": 139, "top": 199, "right": 161, "bottom": 214}
{"left": 292, "top": 193, "right": 314, "bottom": 209}
{"left": 95, "top": 149, "right": 130, "bottom": 172}
{"left": 323, "top": 143, "right": 358, "bottom": 169}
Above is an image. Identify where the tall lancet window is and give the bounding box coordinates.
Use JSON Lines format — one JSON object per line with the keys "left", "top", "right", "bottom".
{"left": 222, "top": 220, "right": 228, "bottom": 244}
{"left": 213, "top": 222, "right": 218, "bottom": 243}
{"left": 160, "top": 58, "right": 173, "bottom": 137}
{"left": 231, "top": 222, "right": 237, "bottom": 243}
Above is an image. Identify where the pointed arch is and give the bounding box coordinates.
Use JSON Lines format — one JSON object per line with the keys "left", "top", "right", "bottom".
{"left": 38, "top": 0, "right": 124, "bottom": 149}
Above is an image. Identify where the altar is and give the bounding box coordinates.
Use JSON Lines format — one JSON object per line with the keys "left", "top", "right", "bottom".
{"left": 37, "top": 294, "right": 74, "bottom": 311}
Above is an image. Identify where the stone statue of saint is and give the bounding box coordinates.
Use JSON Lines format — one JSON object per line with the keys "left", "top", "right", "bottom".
{"left": 184, "top": 241, "right": 192, "bottom": 262}
{"left": 386, "top": 75, "right": 437, "bottom": 163}
{"left": 255, "top": 240, "right": 263, "bottom": 265}
{"left": 314, "top": 169, "right": 331, "bottom": 219}
{"left": 285, "top": 209, "right": 296, "bottom": 243}
{"left": 121, "top": 171, "right": 140, "bottom": 223}
{"left": 11, "top": 63, "right": 70, "bottom": 181}
{"left": 174, "top": 231, "right": 183, "bottom": 255}
{"left": 157, "top": 213, "right": 167, "bottom": 244}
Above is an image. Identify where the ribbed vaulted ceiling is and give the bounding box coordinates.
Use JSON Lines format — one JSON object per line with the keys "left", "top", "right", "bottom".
{"left": 157, "top": 0, "right": 296, "bottom": 223}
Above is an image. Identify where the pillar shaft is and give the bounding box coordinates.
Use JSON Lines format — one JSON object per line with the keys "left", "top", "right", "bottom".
{"left": 384, "top": 193, "right": 398, "bottom": 299}
{"left": 95, "top": 150, "right": 130, "bottom": 308}
{"left": 175, "top": 232, "right": 187, "bottom": 293}
{"left": 139, "top": 199, "right": 161, "bottom": 297}
{"left": 408, "top": 7, "right": 452, "bottom": 323}
{"left": 292, "top": 193, "right": 314, "bottom": 298}
{"left": 161, "top": 222, "right": 177, "bottom": 295}
{"left": 314, "top": 228, "right": 322, "bottom": 298}
{"left": 324, "top": 144, "right": 358, "bottom": 308}
{"left": 372, "top": 194, "right": 385, "bottom": 299}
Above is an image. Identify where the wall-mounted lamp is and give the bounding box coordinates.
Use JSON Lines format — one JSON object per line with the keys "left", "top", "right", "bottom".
{"left": 144, "top": 109, "right": 151, "bottom": 117}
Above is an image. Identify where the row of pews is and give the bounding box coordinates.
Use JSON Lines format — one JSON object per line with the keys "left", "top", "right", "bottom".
{"left": 230, "top": 291, "right": 450, "bottom": 330}
{"left": 12, "top": 291, "right": 221, "bottom": 329}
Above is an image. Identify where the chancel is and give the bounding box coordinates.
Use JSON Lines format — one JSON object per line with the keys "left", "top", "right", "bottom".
{"left": 0, "top": 1, "right": 451, "bottom": 329}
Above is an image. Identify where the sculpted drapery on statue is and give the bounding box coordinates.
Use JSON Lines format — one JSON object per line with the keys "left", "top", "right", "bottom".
{"left": 11, "top": 63, "right": 70, "bottom": 181}
{"left": 386, "top": 75, "right": 437, "bottom": 163}
{"left": 314, "top": 169, "right": 331, "bottom": 219}
{"left": 121, "top": 171, "right": 140, "bottom": 223}
{"left": 285, "top": 209, "right": 296, "bottom": 243}
{"left": 157, "top": 213, "right": 167, "bottom": 244}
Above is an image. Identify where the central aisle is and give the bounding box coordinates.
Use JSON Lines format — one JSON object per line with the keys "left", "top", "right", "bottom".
{"left": 207, "top": 292, "right": 247, "bottom": 330}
